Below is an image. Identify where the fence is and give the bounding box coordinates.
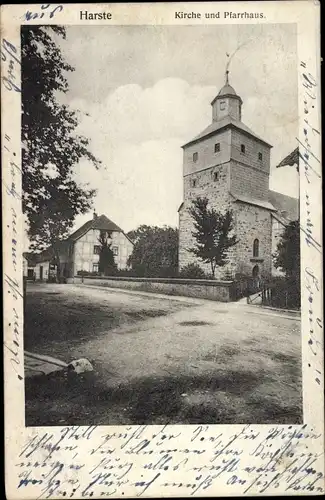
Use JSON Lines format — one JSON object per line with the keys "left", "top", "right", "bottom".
{"left": 261, "top": 277, "right": 300, "bottom": 310}
{"left": 232, "top": 275, "right": 265, "bottom": 300}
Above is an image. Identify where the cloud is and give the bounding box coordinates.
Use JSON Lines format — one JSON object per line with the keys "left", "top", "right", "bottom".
{"left": 70, "top": 78, "right": 216, "bottom": 147}
{"left": 67, "top": 76, "right": 298, "bottom": 233}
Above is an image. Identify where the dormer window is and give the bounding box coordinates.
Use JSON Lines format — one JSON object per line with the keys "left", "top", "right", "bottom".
{"left": 214, "top": 143, "right": 220, "bottom": 153}
{"left": 241, "top": 144, "right": 246, "bottom": 154}
{"left": 220, "top": 100, "right": 226, "bottom": 110}
{"left": 258, "top": 152, "right": 263, "bottom": 161}
{"left": 193, "top": 152, "right": 198, "bottom": 162}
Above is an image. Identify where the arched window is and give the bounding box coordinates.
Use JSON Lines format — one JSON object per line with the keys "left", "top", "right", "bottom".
{"left": 253, "top": 238, "right": 259, "bottom": 257}
{"left": 252, "top": 265, "right": 259, "bottom": 278}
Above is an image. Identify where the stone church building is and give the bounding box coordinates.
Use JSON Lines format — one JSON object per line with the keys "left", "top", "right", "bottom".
{"left": 178, "top": 71, "right": 298, "bottom": 279}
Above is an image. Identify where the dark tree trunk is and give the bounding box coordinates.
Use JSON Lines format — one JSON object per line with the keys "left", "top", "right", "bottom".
{"left": 52, "top": 244, "right": 61, "bottom": 282}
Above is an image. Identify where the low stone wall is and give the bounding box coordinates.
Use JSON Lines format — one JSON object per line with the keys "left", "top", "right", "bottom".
{"left": 67, "top": 276, "right": 236, "bottom": 302}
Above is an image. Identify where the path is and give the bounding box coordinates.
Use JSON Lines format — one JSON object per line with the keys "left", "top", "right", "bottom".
{"left": 24, "top": 283, "right": 302, "bottom": 426}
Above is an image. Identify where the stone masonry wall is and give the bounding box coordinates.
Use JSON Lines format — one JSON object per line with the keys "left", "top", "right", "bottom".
{"left": 234, "top": 202, "right": 273, "bottom": 278}
{"left": 179, "top": 162, "right": 236, "bottom": 278}
{"left": 230, "top": 130, "right": 270, "bottom": 200}
{"left": 230, "top": 161, "right": 270, "bottom": 201}
{"left": 230, "top": 129, "right": 271, "bottom": 173}
{"left": 183, "top": 129, "right": 231, "bottom": 177}
{"left": 70, "top": 276, "right": 235, "bottom": 302}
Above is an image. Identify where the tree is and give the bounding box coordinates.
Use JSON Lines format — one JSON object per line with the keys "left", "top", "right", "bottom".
{"left": 21, "top": 25, "right": 101, "bottom": 277}
{"left": 188, "top": 197, "right": 238, "bottom": 278}
{"left": 127, "top": 225, "right": 178, "bottom": 277}
{"left": 98, "top": 231, "right": 118, "bottom": 276}
{"left": 273, "top": 220, "right": 300, "bottom": 279}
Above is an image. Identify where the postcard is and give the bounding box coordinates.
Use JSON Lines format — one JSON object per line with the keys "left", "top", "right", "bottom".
{"left": 2, "top": 1, "right": 323, "bottom": 498}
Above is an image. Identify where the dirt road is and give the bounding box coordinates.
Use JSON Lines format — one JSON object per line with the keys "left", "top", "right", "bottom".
{"left": 25, "top": 283, "right": 302, "bottom": 426}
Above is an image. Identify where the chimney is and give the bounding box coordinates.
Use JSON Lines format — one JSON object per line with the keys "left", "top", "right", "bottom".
{"left": 93, "top": 211, "right": 97, "bottom": 219}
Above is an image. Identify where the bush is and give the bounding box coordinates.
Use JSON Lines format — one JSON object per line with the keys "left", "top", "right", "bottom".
{"left": 268, "top": 276, "right": 300, "bottom": 310}
{"left": 220, "top": 270, "right": 234, "bottom": 281}
{"left": 77, "top": 271, "right": 101, "bottom": 277}
{"left": 179, "top": 263, "right": 207, "bottom": 279}
{"left": 115, "top": 268, "right": 137, "bottom": 277}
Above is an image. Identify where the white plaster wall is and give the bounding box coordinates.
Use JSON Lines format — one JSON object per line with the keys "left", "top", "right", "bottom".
{"left": 34, "top": 261, "right": 50, "bottom": 280}
{"left": 73, "top": 229, "right": 134, "bottom": 274}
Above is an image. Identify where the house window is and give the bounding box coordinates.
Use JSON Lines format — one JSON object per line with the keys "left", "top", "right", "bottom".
{"left": 93, "top": 245, "right": 101, "bottom": 255}
{"left": 214, "top": 143, "right": 220, "bottom": 153}
{"left": 190, "top": 178, "right": 197, "bottom": 188}
{"left": 93, "top": 263, "right": 99, "bottom": 273}
{"left": 241, "top": 144, "right": 246, "bottom": 154}
{"left": 258, "top": 152, "right": 263, "bottom": 161}
{"left": 253, "top": 238, "right": 259, "bottom": 257}
{"left": 100, "top": 229, "right": 112, "bottom": 239}
{"left": 193, "top": 152, "right": 198, "bottom": 162}
{"left": 220, "top": 100, "right": 226, "bottom": 110}
{"left": 112, "top": 246, "right": 119, "bottom": 256}
{"left": 213, "top": 171, "right": 219, "bottom": 182}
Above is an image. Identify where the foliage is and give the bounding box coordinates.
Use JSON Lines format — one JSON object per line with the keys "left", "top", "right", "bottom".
{"left": 267, "top": 276, "right": 301, "bottom": 310}
{"left": 127, "top": 225, "right": 178, "bottom": 277}
{"left": 273, "top": 220, "right": 300, "bottom": 279}
{"left": 188, "top": 197, "right": 238, "bottom": 278}
{"left": 178, "top": 263, "right": 207, "bottom": 279}
{"left": 98, "top": 231, "right": 118, "bottom": 276}
{"left": 21, "top": 25, "right": 101, "bottom": 274}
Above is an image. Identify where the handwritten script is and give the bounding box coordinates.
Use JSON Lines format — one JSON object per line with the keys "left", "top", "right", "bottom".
{"left": 14, "top": 424, "right": 324, "bottom": 497}
{"left": 3, "top": 134, "right": 23, "bottom": 381}
{"left": 23, "top": 4, "right": 64, "bottom": 21}
{"left": 1, "top": 39, "right": 21, "bottom": 92}
{"left": 298, "top": 61, "right": 323, "bottom": 390}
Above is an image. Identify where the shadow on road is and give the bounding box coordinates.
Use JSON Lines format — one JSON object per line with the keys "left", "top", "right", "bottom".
{"left": 25, "top": 366, "right": 302, "bottom": 427}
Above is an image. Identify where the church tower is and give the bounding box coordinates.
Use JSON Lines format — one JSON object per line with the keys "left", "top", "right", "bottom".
{"left": 178, "top": 70, "right": 276, "bottom": 279}
{"left": 211, "top": 70, "right": 242, "bottom": 122}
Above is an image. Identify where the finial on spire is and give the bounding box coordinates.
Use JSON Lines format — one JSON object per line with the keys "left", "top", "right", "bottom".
{"left": 225, "top": 70, "right": 229, "bottom": 85}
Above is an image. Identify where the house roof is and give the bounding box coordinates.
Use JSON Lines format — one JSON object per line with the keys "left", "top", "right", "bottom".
{"left": 23, "top": 249, "right": 54, "bottom": 265}
{"left": 268, "top": 190, "right": 299, "bottom": 221}
{"left": 182, "top": 116, "right": 272, "bottom": 149}
{"left": 177, "top": 191, "right": 298, "bottom": 222}
{"left": 230, "top": 193, "right": 277, "bottom": 211}
{"left": 68, "top": 214, "right": 123, "bottom": 241}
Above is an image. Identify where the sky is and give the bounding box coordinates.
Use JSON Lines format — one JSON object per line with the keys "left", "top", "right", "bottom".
{"left": 54, "top": 23, "right": 298, "bottom": 234}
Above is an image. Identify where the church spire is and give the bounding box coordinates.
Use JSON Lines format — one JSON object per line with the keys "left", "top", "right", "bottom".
{"left": 210, "top": 66, "right": 243, "bottom": 122}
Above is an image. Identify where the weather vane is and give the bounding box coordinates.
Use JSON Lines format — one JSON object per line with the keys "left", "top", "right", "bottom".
{"left": 224, "top": 41, "right": 252, "bottom": 84}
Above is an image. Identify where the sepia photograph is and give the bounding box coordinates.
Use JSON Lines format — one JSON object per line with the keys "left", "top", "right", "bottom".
{"left": 22, "top": 23, "right": 302, "bottom": 427}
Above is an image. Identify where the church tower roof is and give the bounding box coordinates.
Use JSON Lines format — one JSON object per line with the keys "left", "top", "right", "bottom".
{"left": 211, "top": 71, "right": 242, "bottom": 106}
{"left": 218, "top": 83, "right": 237, "bottom": 96}
{"left": 182, "top": 64, "right": 272, "bottom": 148}
{"left": 217, "top": 71, "right": 237, "bottom": 96}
